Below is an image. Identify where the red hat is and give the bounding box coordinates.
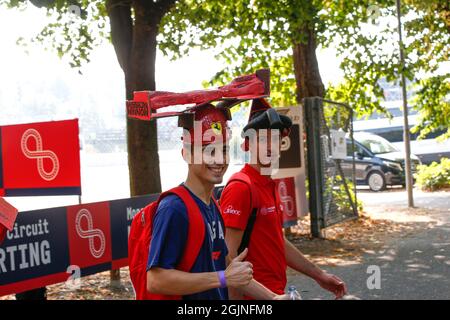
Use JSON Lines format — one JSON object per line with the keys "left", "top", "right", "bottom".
{"left": 179, "top": 104, "right": 231, "bottom": 146}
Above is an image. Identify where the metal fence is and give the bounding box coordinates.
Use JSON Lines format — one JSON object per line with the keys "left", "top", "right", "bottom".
{"left": 304, "top": 97, "right": 358, "bottom": 237}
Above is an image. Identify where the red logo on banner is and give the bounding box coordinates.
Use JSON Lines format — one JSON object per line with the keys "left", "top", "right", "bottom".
{"left": 274, "top": 177, "right": 298, "bottom": 226}
{"left": 67, "top": 203, "right": 112, "bottom": 268}
{"left": 20, "top": 128, "right": 60, "bottom": 181}
{"left": 1, "top": 119, "right": 80, "bottom": 194}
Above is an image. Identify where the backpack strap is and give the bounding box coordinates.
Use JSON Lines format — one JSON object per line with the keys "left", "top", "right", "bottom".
{"left": 225, "top": 172, "right": 260, "bottom": 255}
{"left": 159, "top": 185, "right": 206, "bottom": 272}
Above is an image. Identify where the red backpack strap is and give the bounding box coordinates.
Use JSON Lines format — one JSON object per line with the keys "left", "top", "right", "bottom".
{"left": 224, "top": 172, "right": 260, "bottom": 254}
{"left": 163, "top": 186, "right": 205, "bottom": 272}
{"left": 226, "top": 172, "right": 260, "bottom": 208}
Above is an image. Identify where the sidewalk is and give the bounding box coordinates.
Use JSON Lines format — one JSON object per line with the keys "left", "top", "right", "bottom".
{"left": 287, "top": 189, "right": 450, "bottom": 300}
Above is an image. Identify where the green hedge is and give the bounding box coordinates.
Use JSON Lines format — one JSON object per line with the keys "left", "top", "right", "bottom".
{"left": 414, "top": 157, "right": 450, "bottom": 191}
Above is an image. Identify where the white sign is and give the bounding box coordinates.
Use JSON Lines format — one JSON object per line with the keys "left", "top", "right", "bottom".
{"left": 330, "top": 129, "right": 347, "bottom": 160}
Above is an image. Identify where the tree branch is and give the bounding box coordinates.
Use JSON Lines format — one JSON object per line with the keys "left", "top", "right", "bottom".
{"left": 155, "top": 0, "right": 177, "bottom": 17}
{"left": 140, "top": 0, "right": 177, "bottom": 21}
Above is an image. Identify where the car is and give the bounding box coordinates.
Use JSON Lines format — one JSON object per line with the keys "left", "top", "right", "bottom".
{"left": 341, "top": 132, "right": 422, "bottom": 191}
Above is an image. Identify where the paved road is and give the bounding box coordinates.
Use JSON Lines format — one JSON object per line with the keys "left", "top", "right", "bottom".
{"left": 356, "top": 187, "right": 450, "bottom": 211}
{"left": 287, "top": 189, "right": 450, "bottom": 300}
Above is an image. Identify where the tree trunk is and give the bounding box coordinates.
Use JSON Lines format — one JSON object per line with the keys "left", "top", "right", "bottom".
{"left": 110, "top": 269, "right": 121, "bottom": 288}
{"left": 126, "top": 1, "right": 162, "bottom": 197}
{"left": 292, "top": 26, "right": 325, "bottom": 102}
{"left": 107, "top": 0, "right": 174, "bottom": 286}
{"left": 108, "top": 0, "right": 164, "bottom": 196}
{"left": 291, "top": 25, "right": 325, "bottom": 237}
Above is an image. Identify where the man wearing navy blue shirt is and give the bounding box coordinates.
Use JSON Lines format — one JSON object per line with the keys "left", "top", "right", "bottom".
{"left": 148, "top": 187, "right": 230, "bottom": 300}
{"left": 146, "top": 104, "right": 253, "bottom": 300}
{"left": 146, "top": 104, "right": 288, "bottom": 300}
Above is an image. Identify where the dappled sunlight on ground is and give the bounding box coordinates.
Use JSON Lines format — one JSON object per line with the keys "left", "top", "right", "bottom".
{"left": 287, "top": 205, "right": 439, "bottom": 268}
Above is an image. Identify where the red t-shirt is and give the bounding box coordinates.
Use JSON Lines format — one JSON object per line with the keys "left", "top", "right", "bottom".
{"left": 220, "top": 164, "right": 287, "bottom": 296}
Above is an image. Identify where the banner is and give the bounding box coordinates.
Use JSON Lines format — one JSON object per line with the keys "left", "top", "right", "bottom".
{"left": 0, "top": 194, "right": 156, "bottom": 296}
{"left": 274, "top": 177, "right": 298, "bottom": 228}
{"left": 272, "top": 105, "right": 309, "bottom": 218}
{"left": 0, "top": 119, "right": 81, "bottom": 196}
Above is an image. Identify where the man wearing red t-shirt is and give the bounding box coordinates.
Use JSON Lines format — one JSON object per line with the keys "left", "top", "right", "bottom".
{"left": 221, "top": 99, "right": 347, "bottom": 300}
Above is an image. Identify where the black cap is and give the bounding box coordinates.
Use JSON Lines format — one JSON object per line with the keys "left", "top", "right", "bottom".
{"left": 242, "top": 99, "right": 292, "bottom": 137}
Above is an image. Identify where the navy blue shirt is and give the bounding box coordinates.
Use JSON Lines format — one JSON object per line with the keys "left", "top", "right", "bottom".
{"left": 147, "top": 187, "right": 229, "bottom": 300}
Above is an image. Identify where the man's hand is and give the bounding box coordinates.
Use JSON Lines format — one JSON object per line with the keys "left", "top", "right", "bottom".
{"left": 225, "top": 248, "right": 253, "bottom": 288}
{"left": 316, "top": 272, "right": 347, "bottom": 299}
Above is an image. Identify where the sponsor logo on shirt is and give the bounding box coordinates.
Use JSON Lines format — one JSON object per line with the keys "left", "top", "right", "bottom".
{"left": 224, "top": 205, "right": 241, "bottom": 215}
{"left": 260, "top": 206, "right": 276, "bottom": 216}
{"left": 212, "top": 251, "right": 222, "bottom": 260}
